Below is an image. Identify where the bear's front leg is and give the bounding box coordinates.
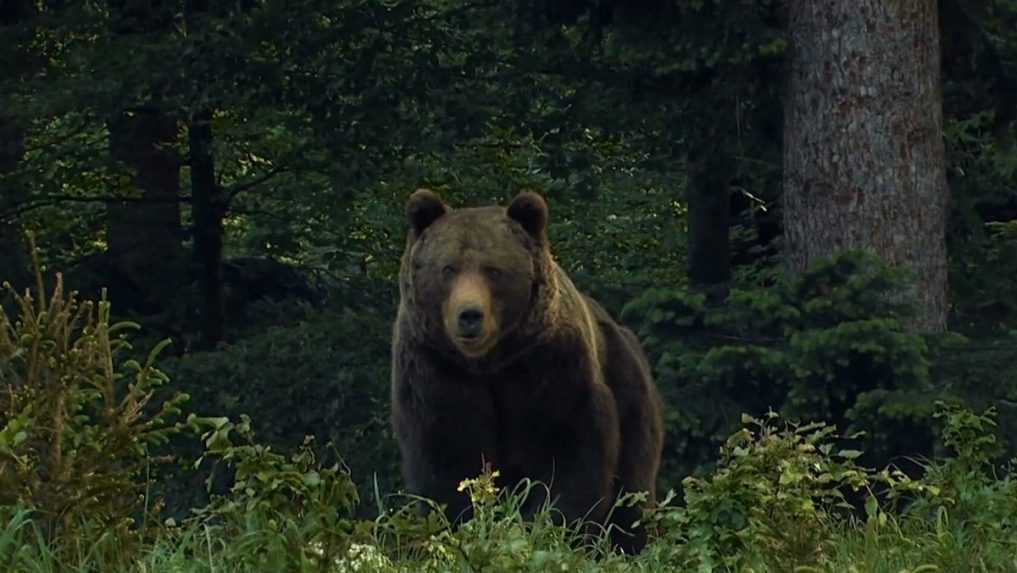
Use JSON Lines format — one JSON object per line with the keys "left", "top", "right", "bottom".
{"left": 546, "top": 380, "right": 621, "bottom": 526}
{"left": 391, "top": 350, "right": 500, "bottom": 522}
{"left": 509, "top": 376, "right": 621, "bottom": 528}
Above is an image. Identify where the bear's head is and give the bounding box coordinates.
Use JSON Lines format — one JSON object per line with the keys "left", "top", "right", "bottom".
{"left": 400, "top": 189, "right": 553, "bottom": 362}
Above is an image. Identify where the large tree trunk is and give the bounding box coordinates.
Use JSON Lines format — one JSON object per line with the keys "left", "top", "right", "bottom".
{"left": 106, "top": 109, "right": 184, "bottom": 311}
{"left": 783, "top": 0, "right": 950, "bottom": 332}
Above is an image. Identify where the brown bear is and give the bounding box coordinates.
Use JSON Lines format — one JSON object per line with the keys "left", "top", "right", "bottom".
{"left": 390, "top": 189, "right": 664, "bottom": 553}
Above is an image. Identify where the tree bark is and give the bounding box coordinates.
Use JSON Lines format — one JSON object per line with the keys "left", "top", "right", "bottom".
{"left": 783, "top": 0, "right": 950, "bottom": 332}
{"left": 188, "top": 110, "right": 225, "bottom": 348}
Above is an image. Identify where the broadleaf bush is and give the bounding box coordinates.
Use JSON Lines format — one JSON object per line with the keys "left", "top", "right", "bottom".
{"left": 183, "top": 413, "right": 368, "bottom": 571}
{"left": 642, "top": 412, "right": 878, "bottom": 571}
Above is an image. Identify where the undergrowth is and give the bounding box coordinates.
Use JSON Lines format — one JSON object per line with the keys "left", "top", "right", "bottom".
{"left": 2, "top": 404, "right": 1016, "bottom": 572}
{"left": 3, "top": 254, "right": 1017, "bottom": 572}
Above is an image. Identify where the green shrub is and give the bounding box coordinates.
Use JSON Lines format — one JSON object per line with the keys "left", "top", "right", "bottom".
{"left": 895, "top": 403, "right": 1016, "bottom": 538}
{"left": 637, "top": 402, "right": 1017, "bottom": 572}
{"left": 3, "top": 382, "right": 1017, "bottom": 572}
{"left": 0, "top": 268, "right": 187, "bottom": 561}
{"left": 182, "top": 413, "right": 369, "bottom": 571}
{"left": 857, "top": 402, "right": 1017, "bottom": 573}
{"left": 642, "top": 412, "right": 878, "bottom": 571}
{"left": 622, "top": 251, "right": 936, "bottom": 482}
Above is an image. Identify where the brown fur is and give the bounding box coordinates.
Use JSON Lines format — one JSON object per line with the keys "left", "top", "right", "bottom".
{"left": 390, "top": 189, "right": 664, "bottom": 553}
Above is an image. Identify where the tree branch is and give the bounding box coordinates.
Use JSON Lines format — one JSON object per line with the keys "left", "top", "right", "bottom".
{"left": 20, "top": 116, "right": 95, "bottom": 156}
{"left": 1, "top": 193, "right": 191, "bottom": 222}
{"left": 224, "top": 165, "right": 290, "bottom": 203}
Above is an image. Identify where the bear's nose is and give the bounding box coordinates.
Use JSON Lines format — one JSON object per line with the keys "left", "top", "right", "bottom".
{"left": 457, "top": 307, "right": 485, "bottom": 338}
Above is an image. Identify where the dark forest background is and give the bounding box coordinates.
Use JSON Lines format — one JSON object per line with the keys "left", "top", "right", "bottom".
{"left": 2, "top": 0, "right": 1017, "bottom": 527}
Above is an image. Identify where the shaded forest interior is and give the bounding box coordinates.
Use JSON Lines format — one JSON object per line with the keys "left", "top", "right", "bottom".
{"left": 3, "top": 0, "right": 1017, "bottom": 525}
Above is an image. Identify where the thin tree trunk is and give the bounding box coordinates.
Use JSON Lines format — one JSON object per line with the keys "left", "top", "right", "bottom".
{"left": 686, "top": 151, "right": 731, "bottom": 299}
{"left": 783, "top": 0, "right": 949, "bottom": 332}
{"left": 188, "top": 110, "right": 225, "bottom": 347}
{"left": 185, "top": 0, "right": 226, "bottom": 347}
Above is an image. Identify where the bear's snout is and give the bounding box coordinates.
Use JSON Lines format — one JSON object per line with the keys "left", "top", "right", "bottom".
{"left": 444, "top": 272, "right": 498, "bottom": 357}
{"left": 457, "top": 307, "right": 485, "bottom": 339}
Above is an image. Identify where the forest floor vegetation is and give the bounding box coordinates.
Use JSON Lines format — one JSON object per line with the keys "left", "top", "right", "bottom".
{"left": 3, "top": 253, "right": 1017, "bottom": 573}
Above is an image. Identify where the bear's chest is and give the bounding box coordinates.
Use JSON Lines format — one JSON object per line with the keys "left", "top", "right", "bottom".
{"left": 418, "top": 345, "right": 594, "bottom": 464}
{"left": 484, "top": 361, "right": 578, "bottom": 413}
{"left": 484, "top": 364, "right": 582, "bottom": 439}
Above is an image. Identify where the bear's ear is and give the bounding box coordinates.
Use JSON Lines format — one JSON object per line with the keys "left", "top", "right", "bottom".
{"left": 507, "top": 191, "right": 548, "bottom": 242}
{"left": 407, "top": 188, "right": 448, "bottom": 236}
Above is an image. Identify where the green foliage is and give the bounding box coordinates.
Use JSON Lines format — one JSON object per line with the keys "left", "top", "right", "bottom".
{"left": 940, "top": 0, "right": 1017, "bottom": 332}
{"left": 919, "top": 331, "right": 1017, "bottom": 472}
{"left": 183, "top": 414, "right": 368, "bottom": 571}
{"left": 643, "top": 412, "right": 876, "bottom": 571}
{"left": 158, "top": 292, "right": 399, "bottom": 517}
{"left": 935, "top": 400, "right": 1006, "bottom": 470}
{"left": 3, "top": 391, "right": 1017, "bottom": 572}
{"left": 635, "top": 403, "right": 1017, "bottom": 572}
{"left": 622, "top": 251, "right": 935, "bottom": 481}
{"left": 877, "top": 403, "right": 1017, "bottom": 572}
{"left": 945, "top": 112, "right": 1017, "bottom": 331}
{"left": 0, "top": 265, "right": 187, "bottom": 559}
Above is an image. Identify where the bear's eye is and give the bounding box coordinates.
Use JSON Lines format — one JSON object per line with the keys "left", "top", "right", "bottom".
{"left": 484, "top": 266, "right": 503, "bottom": 280}
{"left": 441, "top": 264, "right": 457, "bottom": 278}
